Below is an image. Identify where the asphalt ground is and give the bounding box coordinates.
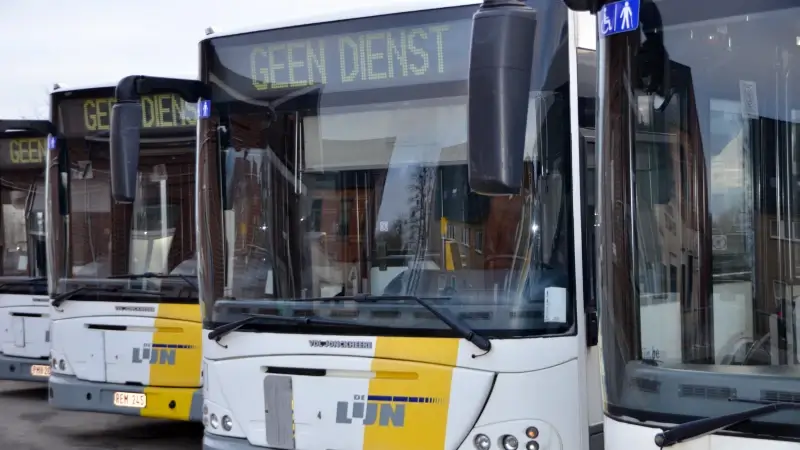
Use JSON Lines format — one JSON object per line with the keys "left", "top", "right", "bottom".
{"left": 0, "top": 381, "right": 203, "bottom": 450}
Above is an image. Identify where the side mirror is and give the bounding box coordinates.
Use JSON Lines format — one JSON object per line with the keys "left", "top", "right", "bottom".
{"left": 467, "top": 1, "right": 536, "bottom": 195}
{"left": 110, "top": 102, "right": 142, "bottom": 203}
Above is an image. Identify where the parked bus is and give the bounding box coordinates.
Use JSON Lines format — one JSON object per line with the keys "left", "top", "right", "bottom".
{"left": 0, "top": 120, "right": 51, "bottom": 382}
{"left": 108, "top": 1, "right": 602, "bottom": 448}
{"left": 477, "top": 0, "right": 800, "bottom": 448}
{"left": 46, "top": 82, "right": 202, "bottom": 421}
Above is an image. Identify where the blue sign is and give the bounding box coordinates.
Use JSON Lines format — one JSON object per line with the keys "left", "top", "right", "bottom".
{"left": 199, "top": 100, "right": 211, "bottom": 119}
{"left": 599, "top": 0, "right": 640, "bottom": 38}
{"left": 47, "top": 135, "right": 57, "bottom": 151}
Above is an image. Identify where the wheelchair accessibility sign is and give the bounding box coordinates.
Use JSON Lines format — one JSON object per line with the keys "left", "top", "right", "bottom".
{"left": 599, "top": 0, "right": 640, "bottom": 38}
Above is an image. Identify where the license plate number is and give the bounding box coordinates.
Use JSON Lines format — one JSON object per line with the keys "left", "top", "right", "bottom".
{"left": 113, "top": 392, "right": 147, "bottom": 408}
{"left": 30, "top": 365, "right": 50, "bottom": 377}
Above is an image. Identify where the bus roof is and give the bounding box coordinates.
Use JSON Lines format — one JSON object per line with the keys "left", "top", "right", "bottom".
{"left": 52, "top": 74, "right": 197, "bottom": 95}
{"left": 52, "top": 82, "right": 115, "bottom": 94}
{"left": 205, "top": 0, "right": 480, "bottom": 40}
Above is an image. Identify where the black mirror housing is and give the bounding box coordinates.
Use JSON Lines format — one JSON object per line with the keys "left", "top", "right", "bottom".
{"left": 467, "top": 1, "right": 537, "bottom": 195}
{"left": 110, "top": 102, "right": 142, "bottom": 203}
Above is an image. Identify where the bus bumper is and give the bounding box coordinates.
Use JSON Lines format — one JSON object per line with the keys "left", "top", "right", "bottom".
{"left": 204, "top": 432, "right": 258, "bottom": 450}
{"left": 49, "top": 373, "right": 203, "bottom": 422}
{"left": 0, "top": 354, "right": 50, "bottom": 382}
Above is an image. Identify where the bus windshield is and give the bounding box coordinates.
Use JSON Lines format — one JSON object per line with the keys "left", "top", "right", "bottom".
{"left": 199, "top": 1, "right": 575, "bottom": 337}
{"left": 598, "top": 0, "right": 800, "bottom": 438}
{"left": 50, "top": 90, "right": 198, "bottom": 295}
{"left": 0, "top": 136, "right": 46, "bottom": 280}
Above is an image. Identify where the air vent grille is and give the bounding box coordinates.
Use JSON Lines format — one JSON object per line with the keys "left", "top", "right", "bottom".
{"left": 679, "top": 384, "right": 734, "bottom": 400}
{"left": 632, "top": 377, "right": 660, "bottom": 393}
{"left": 762, "top": 390, "right": 800, "bottom": 404}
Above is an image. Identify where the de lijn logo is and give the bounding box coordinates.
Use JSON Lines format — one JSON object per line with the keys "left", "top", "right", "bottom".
{"left": 335, "top": 395, "right": 443, "bottom": 427}
{"left": 131, "top": 343, "right": 195, "bottom": 366}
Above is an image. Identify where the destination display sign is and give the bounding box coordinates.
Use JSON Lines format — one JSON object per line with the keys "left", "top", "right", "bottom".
{"left": 212, "top": 10, "right": 475, "bottom": 97}
{"left": 0, "top": 137, "right": 47, "bottom": 169}
{"left": 58, "top": 93, "right": 198, "bottom": 138}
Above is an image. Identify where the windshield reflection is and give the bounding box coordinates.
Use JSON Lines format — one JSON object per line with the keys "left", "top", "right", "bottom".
{"left": 1, "top": 180, "right": 45, "bottom": 277}
{"left": 53, "top": 139, "right": 196, "bottom": 294}
{"left": 598, "top": 0, "right": 800, "bottom": 436}
{"left": 214, "top": 95, "right": 572, "bottom": 336}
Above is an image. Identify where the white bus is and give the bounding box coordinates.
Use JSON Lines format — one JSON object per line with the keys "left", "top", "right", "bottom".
{"left": 45, "top": 82, "right": 203, "bottom": 422}
{"left": 0, "top": 120, "right": 51, "bottom": 383}
{"left": 476, "top": 0, "right": 800, "bottom": 448}
{"left": 108, "top": 1, "right": 603, "bottom": 448}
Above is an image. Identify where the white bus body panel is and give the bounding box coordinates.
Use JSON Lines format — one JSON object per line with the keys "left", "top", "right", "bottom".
{"left": 48, "top": 300, "right": 204, "bottom": 421}
{"left": 0, "top": 294, "right": 51, "bottom": 381}
{"left": 572, "top": 8, "right": 602, "bottom": 434}
{"left": 202, "top": 331, "right": 584, "bottom": 449}
{"left": 49, "top": 302, "right": 169, "bottom": 384}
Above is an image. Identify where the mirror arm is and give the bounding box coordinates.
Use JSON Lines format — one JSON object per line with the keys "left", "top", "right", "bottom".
{"left": 115, "top": 75, "right": 210, "bottom": 104}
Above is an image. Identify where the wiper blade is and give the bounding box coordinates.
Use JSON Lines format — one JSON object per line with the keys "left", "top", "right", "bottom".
{"left": 51, "top": 286, "right": 164, "bottom": 308}
{"left": 109, "top": 272, "right": 197, "bottom": 289}
{"left": 0, "top": 276, "right": 46, "bottom": 290}
{"left": 654, "top": 399, "right": 800, "bottom": 447}
{"left": 335, "top": 294, "right": 491, "bottom": 353}
{"left": 207, "top": 313, "right": 384, "bottom": 343}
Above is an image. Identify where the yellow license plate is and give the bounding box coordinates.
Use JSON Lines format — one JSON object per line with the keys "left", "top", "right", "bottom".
{"left": 30, "top": 365, "right": 50, "bottom": 377}
{"left": 113, "top": 391, "right": 147, "bottom": 408}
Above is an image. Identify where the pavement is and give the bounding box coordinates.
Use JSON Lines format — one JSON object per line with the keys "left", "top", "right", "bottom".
{"left": 0, "top": 381, "right": 203, "bottom": 450}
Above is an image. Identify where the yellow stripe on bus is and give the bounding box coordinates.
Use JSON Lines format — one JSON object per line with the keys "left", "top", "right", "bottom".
{"left": 141, "top": 303, "right": 203, "bottom": 421}
{"left": 363, "top": 337, "right": 460, "bottom": 450}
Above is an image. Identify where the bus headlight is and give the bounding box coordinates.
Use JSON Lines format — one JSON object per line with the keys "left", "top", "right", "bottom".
{"left": 501, "top": 435, "right": 518, "bottom": 450}
{"left": 203, "top": 400, "right": 243, "bottom": 438}
{"left": 222, "top": 415, "right": 233, "bottom": 431}
{"left": 474, "top": 434, "right": 491, "bottom": 450}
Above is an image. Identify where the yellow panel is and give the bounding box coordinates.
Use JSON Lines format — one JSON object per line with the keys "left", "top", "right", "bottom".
{"left": 147, "top": 305, "right": 203, "bottom": 386}
{"left": 363, "top": 337, "right": 460, "bottom": 450}
{"left": 372, "top": 336, "right": 460, "bottom": 366}
{"left": 445, "top": 241, "right": 455, "bottom": 271}
{"left": 142, "top": 303, "right": 203, "bottom": 420}
{"left": 140, "top": 386, "right": 198, "bottom": 421}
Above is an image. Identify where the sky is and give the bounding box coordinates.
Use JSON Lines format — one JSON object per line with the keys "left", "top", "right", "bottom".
{"left": 0, "top": 0, "right": 425, "bottom": 118}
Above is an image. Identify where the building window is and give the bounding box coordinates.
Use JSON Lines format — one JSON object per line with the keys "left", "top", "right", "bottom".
{"left": 475, "top": 230, "right": 484, "bottom": 253}
{"left": 461, "top": 227, "right": 470, "bottom": 247}
{"left": 770, "top": 219, "right": 780, "bottom": 239}
{"left": 769, "top": 219, "right": 800, "bottom": 241}
{"left": 446, "top": 224, "right": 456, "bottom": 240}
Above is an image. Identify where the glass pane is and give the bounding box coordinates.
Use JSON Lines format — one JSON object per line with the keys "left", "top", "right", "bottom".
{"left": 216, "top": 92, "right": 571, "bottom": 336}
{"left": 200, "top": 0, "right": 574, "bottom": 338}
{"left": 2, "top": 184, "right": 33, "bottom": 275}
{"left": 598, "top": 0, "right": 800, "bottom": 435}
{"left": 70, "top": 167, "right": 111, "bottom": 278}
{"left": 129, "top": 164, "right": 179, "bottom": 275}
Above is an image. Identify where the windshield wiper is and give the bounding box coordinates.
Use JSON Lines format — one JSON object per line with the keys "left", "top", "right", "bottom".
{"left": 109, "top": 272, "right": 197, "bottom": 289}
{"left": 0, "top": 276, "right": 46, "bottom": 290}
{"left": 654, "top": 399, "right": 800, "bottom": 447}
{"left": 51, "top": 286, "right": 164, "bottom": 308}
{"left": 288, "top": 294, "right": 490, "bottom": 352}
{"left": 345, "top": 294, "right": 491, "bottom": 353}
{"left": 209, "top": 295, "right": 491, "bottom": 352}
{"left": 207, "top": 313, "right": 385, "bottom": 343}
